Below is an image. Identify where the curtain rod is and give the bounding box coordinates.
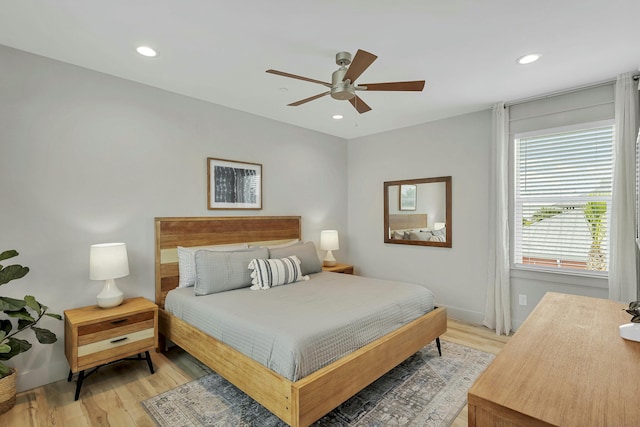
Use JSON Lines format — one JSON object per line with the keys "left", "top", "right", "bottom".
{"left": 507, "top": 74, "right": 639, "bottom": 107}
{"left": 506, "top": 80, "right": 613, "bottom": 107}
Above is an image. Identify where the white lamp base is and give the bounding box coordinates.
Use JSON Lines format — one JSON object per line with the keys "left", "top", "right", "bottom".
{"left": 619, "top": 323, "right": 640, "bottom": 342}
{"left": 97, "top": 279, "right": 124, "bottom": 308}
{"left": 323, "top": 250, "right": 336, "bottom": 267}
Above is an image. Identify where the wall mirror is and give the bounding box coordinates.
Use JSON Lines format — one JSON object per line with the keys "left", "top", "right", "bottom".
{"left": 384, "top": 176, "right": 452, "bottom": 247}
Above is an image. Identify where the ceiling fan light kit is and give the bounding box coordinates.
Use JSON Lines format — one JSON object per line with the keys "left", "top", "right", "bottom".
{"left": 266, "top": 49, "right": 425, "bottom": 113}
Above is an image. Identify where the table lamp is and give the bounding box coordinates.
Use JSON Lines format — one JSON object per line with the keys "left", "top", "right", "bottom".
{"left": 320, "top": 230, "right": 339, "bottom": 267}
{"left": 89, "top": 242, "right": 129, "bottom": 308}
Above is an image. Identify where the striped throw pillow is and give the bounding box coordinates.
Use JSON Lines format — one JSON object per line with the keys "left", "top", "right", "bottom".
{"left": 248, "top": 256, "right": 309, "bottom": 290}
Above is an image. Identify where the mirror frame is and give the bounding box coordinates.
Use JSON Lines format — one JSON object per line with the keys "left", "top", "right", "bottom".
{"left": 384, "top": 176, "right": 452, "bottom": 247}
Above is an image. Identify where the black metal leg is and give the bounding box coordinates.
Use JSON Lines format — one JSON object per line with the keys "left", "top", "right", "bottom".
{"left": 436, "top": 337, "right": 442, "bottom": 356}
{"left": 144, "top": 351, "right": 155, "bottom": 374}
{"left": 74, "top": 370, "right": 85, "bottom": 401}
{"left": 70, "top": 352, "right": 154, "bottom": 401}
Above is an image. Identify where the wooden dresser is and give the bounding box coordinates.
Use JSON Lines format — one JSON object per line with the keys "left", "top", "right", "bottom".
{"left": 468, "top": 292, "right": 640, "bottom": 426}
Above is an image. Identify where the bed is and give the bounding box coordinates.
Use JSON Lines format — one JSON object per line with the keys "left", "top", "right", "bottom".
{"left": 388, "top": 213, "right": 447, "bottom": 242}
{"left": 155, "top": 216, "right": 447, "bottom": 427}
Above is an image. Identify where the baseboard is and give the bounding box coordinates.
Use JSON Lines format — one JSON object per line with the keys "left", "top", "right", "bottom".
{"left": 15, "top": 359, "right": 69, "bottom": 393}
{"left": 442, "top": 303, "right": 522, "bottom": 333}
{"left": 441, "top": 304, "right": 485, "bottom": 325}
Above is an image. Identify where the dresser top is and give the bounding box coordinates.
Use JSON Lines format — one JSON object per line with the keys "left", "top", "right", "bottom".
{"left": 469, "top": 292, "right": 640, "bottom": 426}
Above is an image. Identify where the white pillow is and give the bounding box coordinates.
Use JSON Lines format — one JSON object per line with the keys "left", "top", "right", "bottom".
{"left": 261, "top": 239, "right": 300, "bottom": 249}
{"left": 248, "top": 256, "right": 309, "bottom": 290}
{"left": 177, "top": 243, "right": 249, "bottom": 288}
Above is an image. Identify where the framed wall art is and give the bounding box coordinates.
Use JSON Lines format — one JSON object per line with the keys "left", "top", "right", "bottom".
{"left": 207, "top": 157, "right": 262, "bottom": 210}
{"left": 399, "top": 184, "right": 417, "bottom": 211}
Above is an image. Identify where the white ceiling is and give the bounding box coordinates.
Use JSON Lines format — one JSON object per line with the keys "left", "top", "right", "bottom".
{"left": 1, "top": 1, "right": 639, "bottom": 139}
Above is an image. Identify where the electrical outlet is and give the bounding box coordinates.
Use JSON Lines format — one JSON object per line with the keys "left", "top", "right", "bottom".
{"left": 519, "top": 294, "right": 528, "bottom": 306}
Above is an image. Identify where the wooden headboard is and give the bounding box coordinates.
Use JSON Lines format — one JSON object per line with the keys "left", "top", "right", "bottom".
{"left": 154, "top": 216, "right": 301, "bottom": 309}
{"left": 389, "top": 213, "right": 427, "bottom": 231}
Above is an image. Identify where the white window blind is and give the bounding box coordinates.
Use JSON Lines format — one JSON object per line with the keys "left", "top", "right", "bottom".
{"left": 514, "top": 123, "right": 614, "bottom": 274}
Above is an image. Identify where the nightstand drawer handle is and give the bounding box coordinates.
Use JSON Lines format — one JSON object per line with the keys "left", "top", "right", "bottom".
{"left": 110, "top": 337, "right": 128, "bottom": 344}
{"left": 111, "top": 319, "right": 128, "bottom": 325}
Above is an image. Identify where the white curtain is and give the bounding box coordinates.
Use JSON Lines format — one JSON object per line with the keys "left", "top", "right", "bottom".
{"left": 483, "top": 102, "right": 511, "bottom": 335}
{"left": 609, "top": 72, "right": 639, "bottom": 302}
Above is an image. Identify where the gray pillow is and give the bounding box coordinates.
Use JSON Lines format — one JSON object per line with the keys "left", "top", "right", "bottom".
{"left": 408, "top": 231, "right": 431, "bottom": 241}
{"left": 177, "top": 243, "right": 249, "bottom": 288}
{"left": 194, "top": 247, "right": 269, "bottom": 296}
{"left": 269, "top": 241, "right": 323, "bottom": 275}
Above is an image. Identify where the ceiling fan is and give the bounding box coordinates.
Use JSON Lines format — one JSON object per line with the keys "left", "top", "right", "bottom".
{"left": 266, "top": 49, "right": 425, "bottom": 113}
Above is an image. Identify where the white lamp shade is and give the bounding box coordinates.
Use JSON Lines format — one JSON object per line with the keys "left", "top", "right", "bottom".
{"left": 320, "top": 230, "right": 339, "bottom": 251}
{"left": 89, "top": 243, "right": 129, "bottom": 280}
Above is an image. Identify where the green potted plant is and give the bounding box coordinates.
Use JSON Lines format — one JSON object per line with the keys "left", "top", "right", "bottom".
{"left": 624, "top": 301, "right": 640, "bottom": 322}
{"left": 0, "top": 249, "right": 61, "bottom": 414}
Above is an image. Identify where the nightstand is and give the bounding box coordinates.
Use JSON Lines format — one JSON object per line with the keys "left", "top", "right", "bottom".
{"left": 322, "top": 263, "right": 354, "bottom": 274}
{"left": 64, "top": 297, "right": 158, "bottom": 400}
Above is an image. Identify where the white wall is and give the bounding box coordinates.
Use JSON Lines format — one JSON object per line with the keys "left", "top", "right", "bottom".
{"left": 347, "top": 110, "right": 492, "bottom": 324}
{"left": 0, "top": 45, "right": 348, "bottom": 391}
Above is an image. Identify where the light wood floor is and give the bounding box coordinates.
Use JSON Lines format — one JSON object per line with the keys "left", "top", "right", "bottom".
{"left": 0, "top": 319, "right": 509, "bottom": 426}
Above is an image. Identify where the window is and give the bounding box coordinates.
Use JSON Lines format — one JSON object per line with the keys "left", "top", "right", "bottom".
{"left": 514, "top": 122, "right": 614, "bottom": 275}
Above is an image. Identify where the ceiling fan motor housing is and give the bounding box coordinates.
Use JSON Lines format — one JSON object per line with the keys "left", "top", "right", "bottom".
{"left": 331, "top": 67, "right": 355, "bottom": 100}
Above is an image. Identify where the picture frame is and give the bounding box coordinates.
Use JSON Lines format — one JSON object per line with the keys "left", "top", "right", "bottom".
{"left": 399, "top": 184, "right": 417, "bottom": 211}
{"left": 207, "top": 157, "right": 262, "bottom": 210}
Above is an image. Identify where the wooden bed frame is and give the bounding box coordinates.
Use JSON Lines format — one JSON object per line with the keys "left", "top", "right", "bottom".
{"left": 155, "top": 216, "right": 447, "bottom": 427}
{"left": 389, "top": 213, "right": 428, "bottom": 231}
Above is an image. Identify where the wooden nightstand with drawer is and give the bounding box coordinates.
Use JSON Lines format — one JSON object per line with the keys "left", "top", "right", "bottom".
{"left": 322, "top": 263, "right": 354, "bottom": 274}
{"left": 64, "top": 297, "right": 158, "bottom": 400}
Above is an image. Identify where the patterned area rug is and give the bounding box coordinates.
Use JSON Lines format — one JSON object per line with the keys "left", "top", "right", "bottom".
{"left": 142, "top": 340, "right": 493, "bottom": 426}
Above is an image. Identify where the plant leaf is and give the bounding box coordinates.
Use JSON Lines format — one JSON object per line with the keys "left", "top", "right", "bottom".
{"left": 0, "top": 297, "right": 27, "bottom": 311}
{"left": 631, "top": 314, "right": 640, "bottom": 323}
{"left": 24, "top": 295, "right": 40, "bottom": 313}
{"left": 32, "top": 327, "right": 57, "bottom": 344}
{"left": 6, "top": 308, "right": 35, "bottom": 322}
{"left": 45, "top": 312, "right": 62, "bottom": 321}
{"left": 0, "top": 344, "right": 10, "bottom": 354}
{"left": 0, "top": 320, "right": 12, "bottom": 336}
{"left": 0, "top": 264, "right": 29, "bottom": 285}
{"left": 17, "top": 319, "right": 34, "bottom": 330}
{"left": 0, "top": 250, "right": 18, "bottom": 262}
{"left": 629, "top": 301, "right": 640, "bottom": 310}
{"left": 0, "top": 337, "right": 31, "bottom": 361}
{"left": 0, "top": 362, "right": 9, "bottom": 378}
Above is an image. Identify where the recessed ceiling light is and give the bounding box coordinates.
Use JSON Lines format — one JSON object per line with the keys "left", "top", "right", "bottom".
{"left": 136, "top": 46, "right": 157, "bottom": 57}
{"left": 516, "top": 53, "right": 541, "bottom": 65}
{"left": 332, "top": 114, "right": 343, "bottom": 120}
{"left": 279, "top": 87, "right": 288, "bottom": 92}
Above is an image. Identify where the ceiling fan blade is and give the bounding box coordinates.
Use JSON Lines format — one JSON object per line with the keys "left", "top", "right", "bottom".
{"left": 359, "top": 81, "right": 426, "bottom": 91}
{"left": 343, "top": 49, "right": 377, "bottom": 83}
{"left": 349, "top": 95, "right": 372, "bottom": 114}
{"left": 288, "top": 91, "right": 331, "bottom": 106}
{"left": 266, "top": 69, "right": 331, "bottom": 87}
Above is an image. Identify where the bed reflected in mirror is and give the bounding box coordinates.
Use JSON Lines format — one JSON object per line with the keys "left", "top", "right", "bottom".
{"left": 384, "top": 176, "right": 452, "bottom": 247}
